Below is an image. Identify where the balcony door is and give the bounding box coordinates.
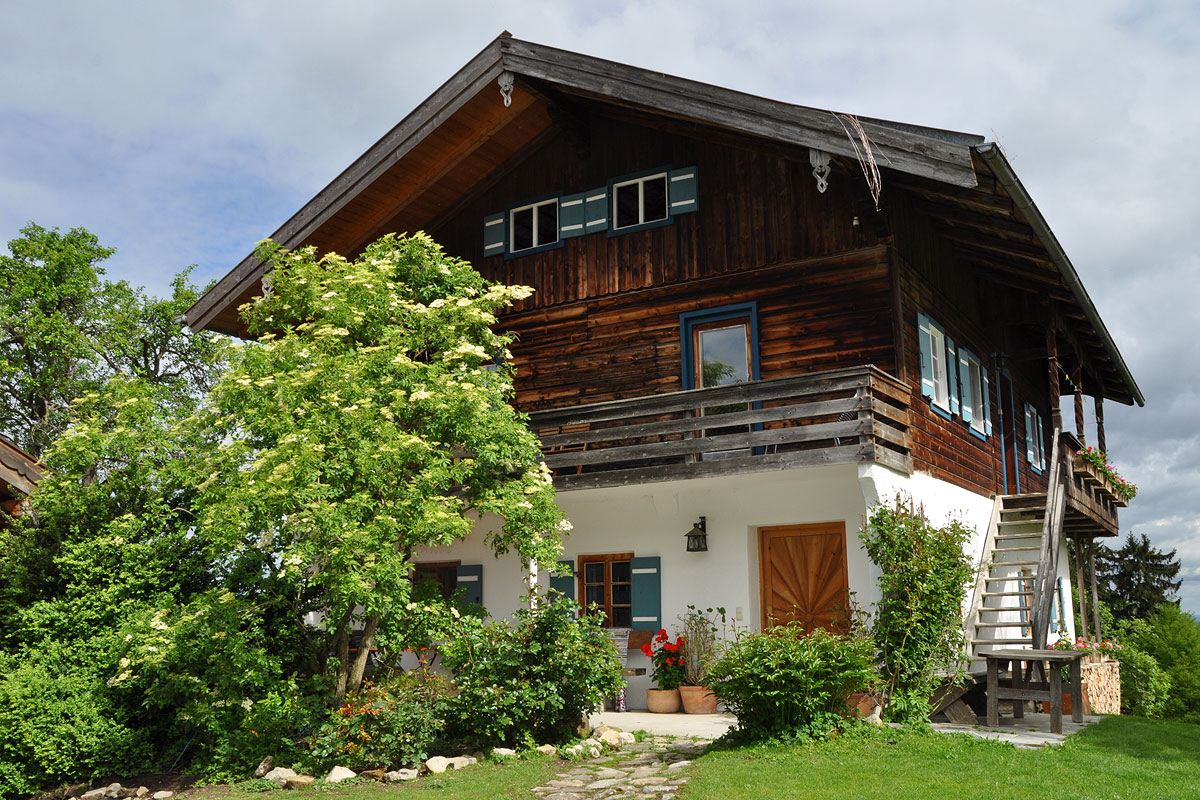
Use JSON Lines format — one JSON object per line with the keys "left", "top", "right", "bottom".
{"left": 680, "top": 304, "right": 759, "bottom": 458}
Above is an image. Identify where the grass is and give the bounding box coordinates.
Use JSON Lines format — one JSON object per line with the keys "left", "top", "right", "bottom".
{"left": 192, "top": 756, "right": 560, "bottom": 800}
{"left": 679, "top": 716, "right": 1200, "bottom": 800}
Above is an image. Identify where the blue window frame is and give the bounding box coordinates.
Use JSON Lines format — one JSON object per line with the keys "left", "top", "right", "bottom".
{"left": 680, "top": 303, "right": 760, "bottom": 390}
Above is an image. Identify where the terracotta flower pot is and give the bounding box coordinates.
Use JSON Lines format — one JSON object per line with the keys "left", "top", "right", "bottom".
{"left": 679, "top": 685, "right": 719, "bottom": 714}
{"left": 1042, "top": 687, "right": 1090, "bottom": 716}
{"left": 845, "top": 692, "right": 878, "bottom": 719}
{"left": 646, "top": 688, "right": 682, "bottom": 713}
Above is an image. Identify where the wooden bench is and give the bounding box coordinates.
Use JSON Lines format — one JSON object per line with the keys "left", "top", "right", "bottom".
{"left": 984, "top": 648, "right": 1086, "bottom": 734}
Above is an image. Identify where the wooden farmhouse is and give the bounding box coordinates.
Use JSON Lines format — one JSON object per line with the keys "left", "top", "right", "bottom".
{"left": 0, "top": 434, "right": 41, "bottom": 523}
{"left": 187, "top": 34, "right": 1142, "bottom": 708}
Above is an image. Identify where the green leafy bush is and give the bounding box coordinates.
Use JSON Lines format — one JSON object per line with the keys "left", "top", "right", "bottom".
{"left": 311, "top": 670, "right": 449, "bottom": 769}
{"left": 860, "top": 496, "right": 973, "bottom": 723}
{"left": 1130, "top": 604, "right": 1200, "bottom": 722}
{"left": 438, "top": 592, "right": 623, "bottom": 747}
{"left": 1118, "top": 645, "right": 1171, "bottom": 717}
{"left": 706, "top": 624, "right": 875, "bottom": 741}
{"left": 0, "top": 645, "right": 153, "bottom": 800}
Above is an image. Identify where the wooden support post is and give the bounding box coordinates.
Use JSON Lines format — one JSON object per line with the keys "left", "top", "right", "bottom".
{"left": 1088, "top": 539, "right": 1103, "bottom": 641}
{"left": 1095, "top": 397, "right": 1106, "bottom": 455}
{"left": 1046, "top": 325, "right": 1062, "bottom": 429}
{"left": 1074, "top": 382, "right": 1086, "bottom": 445}
{"left": 1073, "top": 536, "right": 1090, "bottom": 641}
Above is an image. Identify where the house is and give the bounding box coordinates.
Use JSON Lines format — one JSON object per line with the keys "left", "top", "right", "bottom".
{"left": 186, "top": 34, "right": 1142, "bottom": 708}
{"left": 0, "top": 434, "right": 42, "bottom": 523}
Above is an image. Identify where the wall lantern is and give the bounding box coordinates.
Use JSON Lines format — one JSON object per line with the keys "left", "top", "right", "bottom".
{"left": 685, "top": 516, "right": 708, "bottom": 552}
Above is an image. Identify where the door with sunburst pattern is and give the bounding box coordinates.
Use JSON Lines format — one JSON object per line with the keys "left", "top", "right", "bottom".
{"left": 758, "top": 522, "right": 850, "bottom": 632}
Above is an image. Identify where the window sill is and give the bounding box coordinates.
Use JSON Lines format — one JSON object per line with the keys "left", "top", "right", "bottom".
{"left": 968, "top": 426, "right": 989, "bottom": 442}
{"left": 504, "top": 240, "right": 563, "bottom": 261}
{"left": 930, "top": 402, "right": 952, "bottom": 421}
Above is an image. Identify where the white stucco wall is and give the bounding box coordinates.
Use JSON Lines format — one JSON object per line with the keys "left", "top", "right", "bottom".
{"left": 414, "top": 460, "right": 1018, "bottom": 709}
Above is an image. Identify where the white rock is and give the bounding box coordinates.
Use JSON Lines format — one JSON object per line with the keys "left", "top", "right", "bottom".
{"left": 425, "top": 756, "right": 450, "bottom": 774}
{"left": 264, "top": 767, "right": 297, "bottom": 787}
{"left": 151, "top": 792, "right": 173, "bottom": 800}
{"left": 447, "top": 756, "right": 477, "bottom": 770}
{"left": 81, "top": 789, "right": 107, "bottom": 800}
{"left": 597, "top": 729, "right": 624, "bottom": 747}
{"left": 619, "top": 731, "right": 637, "bottom": 744}
{"left": 384, "top": 769, "right": 419, "bottom": 782}
{"left": 536, "top": 744, "right": 558, "bottom": 756}
{"left": 324, "top": 766, "right": 357, "bottom": 784}
{"left": 666, "top": 760, "right": 691, "bottom": 771}
{"left": 105, "top": 784, "right": 123, "bottom": 798}
{"left": 491, "top": 747, "right": 517, "bottom": 758}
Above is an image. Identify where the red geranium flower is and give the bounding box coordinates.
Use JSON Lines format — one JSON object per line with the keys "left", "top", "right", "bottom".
{"left": 641, "top": 643, "right": 652, "bottom": 657}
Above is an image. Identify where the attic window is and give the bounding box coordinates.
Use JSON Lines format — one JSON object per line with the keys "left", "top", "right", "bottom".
{"left": 510, "top": 199, "right": 558, "bottom": 253}
{"left": 613, "top": 173, "right": 668, "bottom": 230}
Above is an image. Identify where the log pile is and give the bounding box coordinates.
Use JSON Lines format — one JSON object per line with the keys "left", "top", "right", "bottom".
{"left": 1082, "top": 656, "right": 1121, "bottom": 715}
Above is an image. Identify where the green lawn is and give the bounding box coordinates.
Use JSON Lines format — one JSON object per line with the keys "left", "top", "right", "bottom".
{"left": 680, "top": 717, "right": 1200, "bottom": 800}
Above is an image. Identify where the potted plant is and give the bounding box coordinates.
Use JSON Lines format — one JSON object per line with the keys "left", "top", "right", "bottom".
{"left": 676, "top": 606, "right": 723, "bottom": 714}
{"left": 641, "top": 629, "right": 686, "bottom": 712}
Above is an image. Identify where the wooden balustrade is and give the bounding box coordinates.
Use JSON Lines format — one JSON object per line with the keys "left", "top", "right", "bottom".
{"left": 528, "top": 365, "right": 912, "bottom": 492}
{"left": 1059, "top": 431, "right": 1122, "bottom": 537}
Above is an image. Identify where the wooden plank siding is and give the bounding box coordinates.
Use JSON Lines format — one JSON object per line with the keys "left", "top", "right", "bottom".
{"left": 890, "top": 189, "right": 1050, "bottom": 497}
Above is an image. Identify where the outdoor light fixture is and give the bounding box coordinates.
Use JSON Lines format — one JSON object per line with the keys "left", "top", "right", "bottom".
{"left": 685, "top": 516, "right": 708, "bottom": 552}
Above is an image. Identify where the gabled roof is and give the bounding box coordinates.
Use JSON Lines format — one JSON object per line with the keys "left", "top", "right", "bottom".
{"left": 0, "top": 434, "right": 42, "bottom": 498}
{"left": 186, "top": 33, "right": 1142, "bottom": 406}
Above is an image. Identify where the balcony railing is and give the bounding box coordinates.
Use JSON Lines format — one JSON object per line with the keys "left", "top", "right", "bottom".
{"left": 528, "top": 365, "right": 912, "bottom": 491}
{"left": 1060, "top": 431, "right": 1122, "bottom": 537}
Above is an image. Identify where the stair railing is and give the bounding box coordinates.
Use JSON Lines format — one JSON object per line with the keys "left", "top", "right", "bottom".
{"left": 964, "top": 495, "right": 1004, "bottom": 660}
{"left": 1031, "top": 425, "right": 1068, "bottom": 650}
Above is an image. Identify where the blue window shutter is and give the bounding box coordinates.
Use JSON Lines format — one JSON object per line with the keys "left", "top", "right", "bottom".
{"left": 1024, "top": 404, "right": 1036, "bottom": 464}
{"left": 668, "top": 167, "right": 698, "bottom": 215}
{"left": 455, "top": 564, "right": 483, "bottom": 607}
{"left": 917, "top": 314, "right": 934, "bottom": 399}
{"left": 958, "top": 347, "right": 973, "bottom": 425}
{"left": 946, "top": 336, "right": 960, "bottom": 416}
{"left": 559, "top": 192, "right": 588, "bottom": 239}
{"left": 982, "top": 366, "right": 993, "bottom": 436}
{"left": 549, "top": 559, "right": 575, "bottom": 601}
{"left": 630, "top": 556, "right": 662, "bottom": 631}
{"left": 483, "top": 212, "right": 506, "bottom": 257}
{"left": 583, "top": 188, "right": 608, "bottom": 233}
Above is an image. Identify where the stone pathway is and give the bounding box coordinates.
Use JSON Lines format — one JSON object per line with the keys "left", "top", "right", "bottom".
{"left": 531, "top": 735, "right": 710, "bottom": 800}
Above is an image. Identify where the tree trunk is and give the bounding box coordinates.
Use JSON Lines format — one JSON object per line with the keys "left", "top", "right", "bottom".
{"left": 330, "top": 608, "right": 354, "bottom": 707}
{"left": 346, "top": 612, "right": 381, "bottom": 696}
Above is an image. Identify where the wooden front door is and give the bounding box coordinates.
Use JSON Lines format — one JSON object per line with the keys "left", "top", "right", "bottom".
{"left": 759, "top": 522, "right": 850, "bottom": 632}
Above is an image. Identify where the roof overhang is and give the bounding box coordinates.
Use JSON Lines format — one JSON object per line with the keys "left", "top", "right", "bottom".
{"left": 0, "top": 435, "right": 42, "bottom": 498}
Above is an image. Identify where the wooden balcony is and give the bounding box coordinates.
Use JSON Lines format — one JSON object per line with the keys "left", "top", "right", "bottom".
{"left": 528, "top": 365, "right": 912, "bottom": 492}
{"left": 1059, "top": 431, "right": 1122, "bottom": 537}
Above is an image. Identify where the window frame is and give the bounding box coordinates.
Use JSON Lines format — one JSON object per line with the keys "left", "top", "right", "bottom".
{"left": 505, "top": 194, "right": 562, "bottom": 259}
{"left": 411, "top": 560, "right": 461, "bottom": 601}
{"left": 577, "top": 552, "right": 635, "bottom": 629}
{"left": 680, "top": 303, "right": 760, "bottom": 390}
{"left": 1024, "top": 401, "right": 1046, "bottom": 473}
{"left": 960, "top": 347, "right": 991, "bottom": 440}
{"left": 608, "top": 167, "right": 673, "bottom": 236}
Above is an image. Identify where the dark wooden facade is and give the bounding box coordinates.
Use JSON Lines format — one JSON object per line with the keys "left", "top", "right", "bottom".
{"left": 186, "top": 35, "right": 1139, "bottom": 512}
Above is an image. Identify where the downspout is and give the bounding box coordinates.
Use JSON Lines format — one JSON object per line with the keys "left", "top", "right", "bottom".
{"left": 974, "top": 143, "right": 1144, "bottom": 407}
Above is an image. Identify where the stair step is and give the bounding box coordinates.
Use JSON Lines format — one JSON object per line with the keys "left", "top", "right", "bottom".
{"left": 974, "top": 621, "right": 1031, "bottom": 628}
{"left": 997, "top": 519, "right": 1043, "bottom": 527}
{"left": 988, "top": 560, "right": 1039, "bottom": 570}
{"left": 979, "top": 605, "right": 1033, "bottom": 613}
{"left": 993, "top": 546, "right": 1041, "bottom": 553}
{"left": 1000, "top": 493, "right": 1047, "bottom": 505}
{"left": 982, "top": 591, "right": 1033, "bottom": 597}
{"left": 995, "top": 533, "right": 1042, "bottom": 541}
{"left": 971, "top": 638, "right": 1033, "bottom": 646}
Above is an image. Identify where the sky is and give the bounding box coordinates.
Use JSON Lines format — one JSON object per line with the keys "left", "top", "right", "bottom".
{"left": 3, "top": 1, "right": 1199, "bottom": 612}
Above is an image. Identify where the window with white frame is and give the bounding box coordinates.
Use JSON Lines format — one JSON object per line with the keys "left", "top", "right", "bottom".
{"left": 958, "top": 347, "right": 992, "bottom": 438}
{"left": 509, "top": 198, "right": 558, "bottom": 253}
{"left": 918, "top": 314, "right": 956, "bottom": 415}
{"left": 1024, "top": 402, "right": 1046, "bottom": 472}
{"left": 613, "top": 172, "right": 668, "bottom": 230}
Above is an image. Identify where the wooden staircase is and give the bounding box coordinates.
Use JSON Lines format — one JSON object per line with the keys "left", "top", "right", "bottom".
{"left": 966, "top": 428, "right": 1069, "bottom": 671}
